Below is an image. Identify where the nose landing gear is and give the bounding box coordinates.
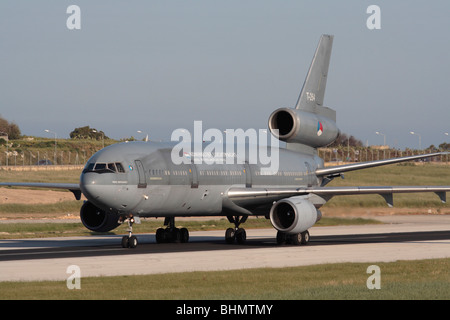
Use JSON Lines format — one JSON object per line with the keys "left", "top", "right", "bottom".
{"left": 121, "top": 216, "right": 138, "bottom": 248}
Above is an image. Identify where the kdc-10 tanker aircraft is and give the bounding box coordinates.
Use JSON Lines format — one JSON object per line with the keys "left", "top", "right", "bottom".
{"left": 1, "top": 35, "right": 449, "bottom": 248}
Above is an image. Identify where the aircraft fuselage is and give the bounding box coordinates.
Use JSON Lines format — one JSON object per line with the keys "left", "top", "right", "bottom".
{"left": 80, "top": 141, "right": 323, "bottom": 218}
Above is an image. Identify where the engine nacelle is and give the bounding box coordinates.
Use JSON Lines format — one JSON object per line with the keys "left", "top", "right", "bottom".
{"left": 268, "top": 107, "right": 339, "bottom": 147}
{"left": 80, "top": 201, "right": 121, "bottom": 232}
{"left": 269, "top": 197, "right": 322, "bottom": 235}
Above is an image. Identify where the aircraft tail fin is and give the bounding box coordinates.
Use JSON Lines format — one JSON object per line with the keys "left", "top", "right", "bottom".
{"left": 295, "top": 34, "right": 333, "bottom": 116}
{"left": 268, "top": 35, "right": 338, "bottom": 154}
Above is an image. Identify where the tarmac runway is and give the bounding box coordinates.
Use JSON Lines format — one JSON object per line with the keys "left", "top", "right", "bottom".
{"left": 1, "top": 215, "right": 450, "bottom": 282}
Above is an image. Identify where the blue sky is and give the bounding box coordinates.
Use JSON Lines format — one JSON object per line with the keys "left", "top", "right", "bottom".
{"left": 1, "top": 1, "right": 449, "bottom": 149}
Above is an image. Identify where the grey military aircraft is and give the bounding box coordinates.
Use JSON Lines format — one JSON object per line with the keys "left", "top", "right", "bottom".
{"left": 1, "top": 35, "right": 449, "bottom": 248}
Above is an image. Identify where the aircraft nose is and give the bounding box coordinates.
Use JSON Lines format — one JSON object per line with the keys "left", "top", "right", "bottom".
{"left": 80, "top": 172, "right": 102, "bottom": 201}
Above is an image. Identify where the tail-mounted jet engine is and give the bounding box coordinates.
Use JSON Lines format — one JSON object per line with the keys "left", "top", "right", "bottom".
{"left": 269, "top": 196, "right": 322, "bottom": 235}
{"left": 268, "top": 107, "right": 339, "bottom": 147}
{"left": 80, "top": 201, "right": 121, "bottom": 232}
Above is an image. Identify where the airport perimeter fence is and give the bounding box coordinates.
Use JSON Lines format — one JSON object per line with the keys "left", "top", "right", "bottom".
{"left": 317, "top": 147, "right": 449, "bottom": 164}
{"left": 0, "top": 150, "right": 96, "bottom": 168}
{"left": 0, "top": 145, "right": 448, "bottom": 170}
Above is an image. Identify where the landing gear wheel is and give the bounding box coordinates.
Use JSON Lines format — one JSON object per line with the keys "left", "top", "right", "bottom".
{"left": 121, "top": 216, "right": 139, "bottom": 249}
{"left": 236, "top": 228, "right": 247, "bottom": 244}
{"left": 276, "top": 230, "right": 310, "bottom": 246}
{"left": 155, "top": 218, "right": 190, "bottom": 244}
{"left": 276, "top": 231, "right": 287, "bottom": 245}
{"left": 121, "top": 236, "right": 130, "bottom": 248}
{"left": 128, "top": 235, "right": 138, "bottom": 248}
{"left": 171, "top": 228, "right": 181, "bottom": 243}
{"left": 155, "top": 228, "right": 165, "bottom": 243}
{"left": 225, "top": 216, "right": 248, "bottom": 244}
{"left": 180, "top": 228, "right": 189, "bottom": 243}
{"left": 301, "top": 230, "right": 310, "bottom": 245}
{"left": 290, "top": 232, "right": 303, "bottom": 246}
{"left": 225, "top": 228, "right": 235, "bottom": 244}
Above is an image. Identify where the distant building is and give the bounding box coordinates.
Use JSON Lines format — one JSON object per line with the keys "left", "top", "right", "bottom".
{"left": 371, "top": 145, "right": 389, "bottom": 150}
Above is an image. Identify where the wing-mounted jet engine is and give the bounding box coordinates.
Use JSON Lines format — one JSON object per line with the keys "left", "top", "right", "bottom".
{"left": 80, "top": 201, "right": 121, "bottom": 233}
{"left": 269, "top": 196, "right": 322, "bottom": 245}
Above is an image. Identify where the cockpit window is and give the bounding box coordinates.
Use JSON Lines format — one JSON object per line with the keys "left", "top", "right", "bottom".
{"left": 83, "top": 162, "right": 126, "bottom": 174}
{"left": 116, "top": 163, "right": 125, "bottom": 173}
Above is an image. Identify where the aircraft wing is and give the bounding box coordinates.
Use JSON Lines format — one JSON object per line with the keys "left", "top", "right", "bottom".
{"left": 315, "top": 152, "right": 447, "bottom": 177}
{"left": 226, "top": 185, "right": 450, "bottom": 209}
{"left": 0, "top": 182, "right": 82, "bottom": 200}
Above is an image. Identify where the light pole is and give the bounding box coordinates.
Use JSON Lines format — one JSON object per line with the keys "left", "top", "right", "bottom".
{"left": 410, "top": 131, "right": 421, "bottom": 151}
{"left": 445, "top": 133, "right": 449, "bottom": 163}
{"left": 0, "top": 132, "right": 8, "bottom": 166}
{"left": 45, "top": 129, "right": 57, "bottom": 164}
{"left": 375, "top": 132, "right": 387, "bottom": 159}
{"left": 137, "top": 130, "right": 149, "bottom": 142}
{"left": 375, "top": 131, "right": 386, "bottom": 146}
{"left": 92, "top": 129, "right": 105, "bottom": 148}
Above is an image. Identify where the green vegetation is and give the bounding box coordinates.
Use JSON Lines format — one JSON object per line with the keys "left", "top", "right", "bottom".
{"left": 1, "top": 258, "right": 449, "bottom": 299}
{"left": 0, "top": 169, "right": 81, "bottom": 184}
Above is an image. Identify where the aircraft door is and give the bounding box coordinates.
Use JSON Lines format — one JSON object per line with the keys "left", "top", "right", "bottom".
{"left": 305, "top": 162, "right": 313, "bottom": 187}
{"left": 189, "top": 163, "right": 199, "bottom": 188}
{"left": 135, "top": 160, "right": 147, "bottom": 188}
{"left": 244, "top": 162, "right": 252, "bottom": 188}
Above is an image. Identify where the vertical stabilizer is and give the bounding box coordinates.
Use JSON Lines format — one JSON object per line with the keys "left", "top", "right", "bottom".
{"left": 295, "top": 34, "right": 333, "bottom": 113}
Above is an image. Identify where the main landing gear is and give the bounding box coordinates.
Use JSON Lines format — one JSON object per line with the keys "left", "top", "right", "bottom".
{"left": 155, "top": 217, "right": 189, "bottom": 244}
{"left": 225, "top": 215, "right": 248, "bottom": 244}
{"left": 121, "top": 216, "right": 190, "bottom": 249}
{"left": 276, "top": 230, "right": 310, "bottom": 246}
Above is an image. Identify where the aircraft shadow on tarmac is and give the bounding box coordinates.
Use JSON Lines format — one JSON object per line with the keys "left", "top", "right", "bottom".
{"left": 1, "top": 230, "right": 449, "bottom": 262}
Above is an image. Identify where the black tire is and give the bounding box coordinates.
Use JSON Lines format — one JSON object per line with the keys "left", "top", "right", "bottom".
{"left": 155, "top": 228, "right": 165, "bottom": 243}
{"left": 276, "top": 231, "right": 287, "bottom": 245}
{"left": 172, "top": 228, "right": 181, "bottom": 243}
{"left": 128, "top": 235, "right": 138, "bottom": 248}
{"left": 180, "top": 228, "right": 189, "bottom": 243}
{"left": 236, "top": 228, "right": 246, "bottom": 244}
{"left": 121, "top": 236, "right": 130, "bottom": 248}
{"left": 225, "top": 228, "right": 235, "bottom": 244}
{"left": 290, "top": 232, "right": 302, "bottom": 246}
{"left": 301, "top": 230, "right": 310, "bottom": 245}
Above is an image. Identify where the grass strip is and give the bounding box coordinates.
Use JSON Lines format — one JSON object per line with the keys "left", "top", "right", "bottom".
{"left": 1, "top": 258, "right": 449, "bottom": 299}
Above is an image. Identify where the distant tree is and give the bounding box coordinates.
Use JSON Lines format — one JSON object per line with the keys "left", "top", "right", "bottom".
{"left": 70, "top": 126, "right": 108, "bottom": 140}
{"left": 439, "top": 142, "right": 450, "bottom": 151}
{"left": 328, "top": 132, "right": 363, "bottom": 148}
{"left": 0, "top": 115, "right": 21, "bottom": 140}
